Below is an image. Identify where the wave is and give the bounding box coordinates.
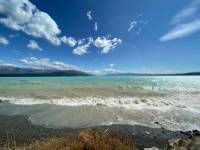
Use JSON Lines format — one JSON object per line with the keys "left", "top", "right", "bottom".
{"left": 0, "top": 94, "right": 200, "bottom": 113}
{"left": 0, "top": 95, "right": 200, "bottom": 131}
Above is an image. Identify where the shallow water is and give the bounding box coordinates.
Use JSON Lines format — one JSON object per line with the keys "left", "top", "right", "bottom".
{"left": 0, "top": 76, "right": 200, "bottom": 131}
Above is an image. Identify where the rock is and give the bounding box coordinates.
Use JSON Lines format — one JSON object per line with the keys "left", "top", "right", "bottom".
{"left": 141, "top": 98, "right": 148, "bottom": 103}
{"left": 0, "top": 99, "right": 2, "bottom": 103}
{"left": 144, "top": 147, "right": 160, "bottom": 150}
{"left": 167, "top": 137, "right": 200, "bottom": 150}
{"left": 132, "top": 132, "right": 135, "bottom": 136}
{"left": 96, "top": 103, "right": 106, "bottom": 106}
{"left": 180, "top": 131, "right": 185, "bottom": 134}
{"left": 134, "top": 100, "right": 139, "bottom": 104}
{"left": 144, "top": 131, "right": 151, "bottom": 135}
{"left": 193, "top": 130, "right": 200, "bottom": 136}
{"left": 180, "top": 130, "right": 200, "bottom": 138}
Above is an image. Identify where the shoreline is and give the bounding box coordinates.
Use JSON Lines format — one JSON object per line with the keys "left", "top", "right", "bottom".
{"left": 0, "top": 115, "right": 193, "bottom": 149}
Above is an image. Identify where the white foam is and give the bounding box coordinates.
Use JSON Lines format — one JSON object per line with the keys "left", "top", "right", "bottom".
{"left": 0, "top": 95, "right": 200, "bottom": 131}
{"left": 0, "top": 96, "right": 171, "bottom": 110}
{"left": 1, "top": 93, "right": 200, "bottom": 113}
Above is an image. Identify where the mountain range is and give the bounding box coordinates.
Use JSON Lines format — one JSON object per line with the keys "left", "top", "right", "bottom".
{"left": 0, "top": 66, "right": 91, "bottom": 77}
{"left": 0, "top": 66, "right": 200, "bottom": 77}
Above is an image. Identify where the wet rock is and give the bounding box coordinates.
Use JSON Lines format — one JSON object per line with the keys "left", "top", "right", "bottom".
{"left": 134, "top": 100, "right": 139, "bottom": 104}
{"left": 96, "top": 103, "right": 106, "bottom": 106}
{"left": 193, "top": 130, "right": 200, "bottom": 136}
{"left": 180, "top": 130, "right": 200, "bottom": 138}
{"left": 141, "top": 98, "right": 148, "bottom": 103}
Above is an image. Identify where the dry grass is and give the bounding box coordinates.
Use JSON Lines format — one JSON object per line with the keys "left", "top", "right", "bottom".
{"left": 22, "top": 128, "right": 137, "bottom": 150}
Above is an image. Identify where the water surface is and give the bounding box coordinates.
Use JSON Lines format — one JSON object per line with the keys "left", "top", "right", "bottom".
{"left": 0, "top": 76, "right": 200, "bottom": 131}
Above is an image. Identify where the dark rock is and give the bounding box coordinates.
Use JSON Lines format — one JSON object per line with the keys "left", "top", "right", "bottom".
{"left": 180, "top": 131, "right": 185, "bottom": 134}
{"left": 167, "top": 137, "right": 200, "bottom": 150}
{"left": 96, "top": 103, "right": 106, "bottom": 106}
{"left": 193, "top": 130, "right": 200, "bottom": 136}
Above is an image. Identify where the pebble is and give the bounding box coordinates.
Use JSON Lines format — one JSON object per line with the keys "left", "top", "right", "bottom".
{"left": 144, "top": 131, "right": 151, "bottom": 135}
{"left": 144, "top": 147, "right": 159, "bottom": 150}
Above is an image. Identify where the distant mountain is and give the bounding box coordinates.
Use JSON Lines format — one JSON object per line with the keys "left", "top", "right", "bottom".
{"left": 1, "top": 66, "right": 200, "bottom": 77}
{"left": 106, "top": 72, "right": 200, "bottom": 76}
{"left": 0, "top": 66, "right": 91, "bottom": 77}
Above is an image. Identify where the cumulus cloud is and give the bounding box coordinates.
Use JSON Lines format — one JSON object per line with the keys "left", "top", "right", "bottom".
{"left": 86, "top": 10, "right": 93, "bottom": 21}
{"left": 60, "top": 36, "right": 77, "bottom": 47}
{"left": 94, "top": 22, "right": 98, "bottom": 31}
{"left": 72, "top": 36, "right": 122, "bottom": 55}
{"left": 93, "top": 37, "right": 122, "bottom": 54}
{"left": 73, "top": 37, "right": 93, "bottom": 55}
{"left": 160, "top": 0, "right": 200, "bottom": 41}
{"left": 27, "top": 40, "right": 43, "bottom": 51}
{"left": 0, "top": 36, "right": 9, "bottom": 45}
{"left": 0, "top": 0, "right": 61, "bottom": 45}
{"left": 77, "top": 39, "right": 86, "bottom": 46}
{"left": 20, "top": 57, "right": 77, "bottom": 70}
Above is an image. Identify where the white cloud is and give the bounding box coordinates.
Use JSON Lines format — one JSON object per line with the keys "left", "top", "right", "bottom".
{"left": 160, "top": 20, "right": 200, "bottom": 41}
{"left": 110, "top": 63, "right": 114, "bottom": 67}
{"left": 128, "top": 17, "right": 148, "bottom": 34}
{"left": 60, "top": 36, "right": 77, "bottom": 47}
{"left": 0, "top": 36, "right": 9, "bottom": 45}
{"left": 160, "top": 0, "right": 200, "bottom": 41}
{"left": 172, "top": 0, "right": 200, "bottom": 24}
{"left": 0, "top": 60, "right": 15, "bottom": 66}
{"left": 93, "top": 37, "right": 122, "bottom": 54}
{"left": 94, "top": 22, "right": 98, "bottom": 31}
{"left": 128, "top": 21, "right": 137, "bottom": 32}
{"left": 20, "top": 57, "right": 77, "bottom": 70}
{"left": 0, "top": 0, "right": 61, "bottom": 45}
{"left": 86, "top": 10, "right": 93, "bottom": 21}
{"left": 27, "top": 40, "right": 43, "bottom": 51}
{"left": 88, "top": 68, "right": 123, "bottom": 75}
{"left": 77, "top": 39, "right": 86, "bottom": 46}
{"left": 73, "top": 44, "right": 89, "bottom": 55}
{"left": 73, "top": 37, "right": 93, "bottom": 55}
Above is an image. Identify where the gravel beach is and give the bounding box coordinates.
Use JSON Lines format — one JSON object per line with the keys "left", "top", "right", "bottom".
{"left": 0, "top": 115, "right": 192, "bottom": 149}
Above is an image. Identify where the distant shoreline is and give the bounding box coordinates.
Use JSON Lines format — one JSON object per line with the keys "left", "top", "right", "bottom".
{"left": 1, "top": 74, "right": 200, "bottom": 77}
{"left": 1, "top": 66, "right": 200, "bottom": 77}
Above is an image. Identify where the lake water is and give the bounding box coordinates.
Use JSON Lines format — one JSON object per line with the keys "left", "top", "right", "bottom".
{"left": 0, "top": 76, "right": 200, "bottom": 131}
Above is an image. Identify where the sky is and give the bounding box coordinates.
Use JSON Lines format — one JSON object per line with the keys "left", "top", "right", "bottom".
{"left": 0, "top": 0, "right": 200, "bottom": 74}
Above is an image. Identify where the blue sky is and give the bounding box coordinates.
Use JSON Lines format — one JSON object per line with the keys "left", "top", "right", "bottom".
{"left": 0, "top": 0, "right": 200, "bottom": 74}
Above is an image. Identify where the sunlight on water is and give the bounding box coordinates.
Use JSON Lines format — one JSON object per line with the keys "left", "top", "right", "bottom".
{"left": 0, "top": 76, "right": 200, "bottom": 131}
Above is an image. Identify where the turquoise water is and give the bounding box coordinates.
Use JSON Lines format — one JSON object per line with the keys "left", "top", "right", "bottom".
{"left": 0, "top": 76, "right": 200, "bottom": 94}
{"left": 0, "top": 76, "right": 200, "bottom": 131}
{"left": 1, "top": 75, "right": 200, "bottom": 89}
